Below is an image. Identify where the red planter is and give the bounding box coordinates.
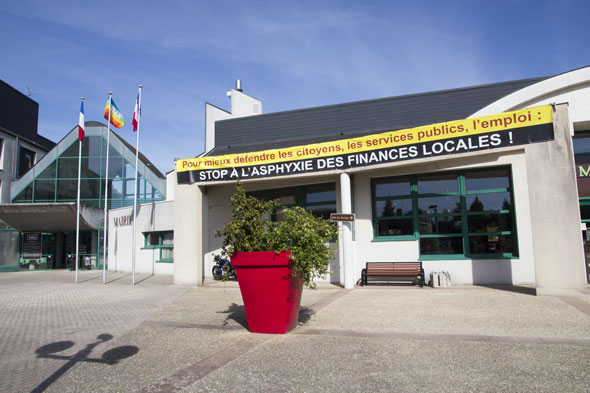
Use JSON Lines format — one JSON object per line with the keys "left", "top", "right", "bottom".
{"left": 231, "top": 251, "right": 303, "bottom": 334}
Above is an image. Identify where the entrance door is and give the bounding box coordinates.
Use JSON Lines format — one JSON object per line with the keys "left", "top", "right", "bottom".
{"left": 63, "top": 232, "right": 76, "bottom": 269}
{"left": 41, "top": 233, "right": 56, "bottom": 269}
{"left": 62, "top": 231, "right": 98, "bottom": 270}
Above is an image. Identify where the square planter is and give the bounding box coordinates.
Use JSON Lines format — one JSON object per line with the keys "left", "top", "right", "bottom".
{"left": 231, "top": 251, "right": 303, "bottom": 334}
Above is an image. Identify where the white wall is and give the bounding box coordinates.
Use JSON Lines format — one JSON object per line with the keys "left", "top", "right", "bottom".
{"left": 524, "top": 105, "right": 587, "bottom": 295}
{"left": 165, "top": 171, "right": 175, "bottom": 201}
{"left": 228, "top": 89, "right": 262, "bottom": 118}
{"left": 351, "top": 151, "right": 537, "bottom": 286}
{"left": 202, "top": 183, "right": 233, "bottom": 279}
{"left": 108, "top": 200, "right": 174, "bottom": 275}
{"left": 173, "top": 182, "right": 203, "bottom": 285}
{"left": 205, "top": 104, "right": 231, "bottom": 153}
{"left": 205, "top": 88, "right": 262, "bottom": 152}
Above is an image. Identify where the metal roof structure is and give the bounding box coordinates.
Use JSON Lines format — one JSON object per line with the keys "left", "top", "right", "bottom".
{"left": 10, "top": 121, "right": 166, "bottom": 200}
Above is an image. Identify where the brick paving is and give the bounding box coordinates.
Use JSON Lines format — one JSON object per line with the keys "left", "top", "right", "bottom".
{"left": 0, "top": 270, "right": 188, "bottom": 393}
{"left": 2, "top": 272, "right": 590, "bottom": 393}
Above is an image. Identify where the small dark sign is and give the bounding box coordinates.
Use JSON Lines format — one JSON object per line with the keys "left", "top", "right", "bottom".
{"left": 330, "top": 213, "right": 355, "bottom": 222}
{"left": 114, "top": 214, "right": 134, "bottom": 227}
{"left": 22, "top": 232, "right": 42, "bottom": 260}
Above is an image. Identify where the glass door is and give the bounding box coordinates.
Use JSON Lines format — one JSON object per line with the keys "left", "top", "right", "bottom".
{"left": 41, "top": 233, "right": 56, "bottom": 269}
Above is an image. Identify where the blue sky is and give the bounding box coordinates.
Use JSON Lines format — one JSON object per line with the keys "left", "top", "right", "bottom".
{"left": 1, "top": 0, "right": 589, "bottom": 174}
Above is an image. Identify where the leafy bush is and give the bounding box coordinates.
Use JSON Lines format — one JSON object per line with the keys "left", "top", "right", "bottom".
{"left": 216, "top": 181, "right": 338, "bottom": 288}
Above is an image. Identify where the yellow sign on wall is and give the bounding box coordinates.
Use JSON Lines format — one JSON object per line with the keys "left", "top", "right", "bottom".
{"left": 177, "top": 105, "right": 554, "bottom": 183}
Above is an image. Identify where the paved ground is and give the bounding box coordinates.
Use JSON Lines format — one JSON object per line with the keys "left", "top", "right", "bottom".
{"left": 1, "top": 272, "right": 590, "bottom": 393}
{"left": 0, "top": 271, "right": 189, "bottom": 393}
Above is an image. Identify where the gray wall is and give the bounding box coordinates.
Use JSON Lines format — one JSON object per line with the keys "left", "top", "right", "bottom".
{"left": 526, "top": 104, "right": 587, "bottom": 295}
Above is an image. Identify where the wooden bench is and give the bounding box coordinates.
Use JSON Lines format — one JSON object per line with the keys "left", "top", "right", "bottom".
{"left": 361, "top": 262, "right": 424, "bottom": 287}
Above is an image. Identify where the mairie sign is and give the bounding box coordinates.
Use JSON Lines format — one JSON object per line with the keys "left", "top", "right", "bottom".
{"left": 177, "top": 105, "right": 554, "bottom": 184}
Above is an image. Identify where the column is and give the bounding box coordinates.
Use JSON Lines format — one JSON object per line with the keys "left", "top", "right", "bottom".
{"left": 173, "top": 180, "right": 203, "bottom": 286}
{"left": 340, "top": 172, "right": 355, "bottom": 289}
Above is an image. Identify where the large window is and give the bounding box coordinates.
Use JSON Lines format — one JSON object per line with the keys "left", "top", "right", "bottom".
{"left": 372, "top": 167, "right": 517, "bottom": 258}
{"left": 143, "top": 231, "right": 173, "bottom": 262}
{"left": 12, "top": 136, "right": 164, "bottom": 208}
{"left": 18, "top": 146, "right": 36, "bottom": 177}
{"left": 249, "top": 183, "right": 337, "bottom": 220}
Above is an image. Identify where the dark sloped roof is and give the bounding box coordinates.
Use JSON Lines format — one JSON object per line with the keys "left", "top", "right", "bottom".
{"left": 209, "top": 76, "right": 546, "bottom": 156}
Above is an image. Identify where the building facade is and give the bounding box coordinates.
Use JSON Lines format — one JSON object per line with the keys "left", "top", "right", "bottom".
{"left": 173, "top": 68, "right": 590, "bottom": 295}
{"left": 0, "top": 121, "right": 166, "bottom": 271}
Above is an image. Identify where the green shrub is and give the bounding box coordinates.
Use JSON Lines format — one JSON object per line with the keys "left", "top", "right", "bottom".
{"left": 216, "top": 181, "right": 338, "bottom": 288}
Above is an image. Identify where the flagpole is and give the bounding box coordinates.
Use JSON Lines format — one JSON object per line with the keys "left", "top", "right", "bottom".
{"left": 103, "top": 92, "right": 112, "bottom": 284}
{"left": 75, "top": 97, "right": 84, "bottom": 284}
{"left": 132, "top": 85, "right": 142, "bottom": 285}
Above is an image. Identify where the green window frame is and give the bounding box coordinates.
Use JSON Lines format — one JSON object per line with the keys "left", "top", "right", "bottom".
{"left": 580, "top": 199, "right": 590, "bottom": 223}
{"left": 143, "top": 231, "right": 173, "bottom": 263}
{"left": 248, "top": 182, "right": 337, "bottom": 220}
{"left": 371, "top": 167, "right": 518, "bottom": 259}
{"left": 11, "top": 136, "right": 165, "bottom": 208}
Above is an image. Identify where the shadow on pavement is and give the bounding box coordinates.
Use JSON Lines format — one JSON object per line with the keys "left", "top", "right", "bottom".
{"left": 298, "top": 306, "right": 315, "bottom": 324}
{"left": 32, "top": 334, "right": 139, "bottom": 393}
{"left": 218, "top": 302, "right": 249, "bottom": 329}
{"left": 476, "top": 285, "right": 537, "bottom": 296}
{"left": 134, "top": 274, "right": 156, "bottom": 285}
{"left": 104, "top": 273, "right": 132, "bottom": 284}
{"left": 217, "top": 303, "right": 316, "bottom": 330}
{"left": 76, "top": 274, "right": 103, "bottom": 283}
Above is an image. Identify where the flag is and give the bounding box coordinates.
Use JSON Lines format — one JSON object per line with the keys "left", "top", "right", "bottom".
{"left": 104, "top": 97, "right": 125, "bottom": 128}
{"left": 132, "top": 94, "right": 140, "bottom": 132}
{"left": 78, "top": 101, "right": 85, "bottom": 141}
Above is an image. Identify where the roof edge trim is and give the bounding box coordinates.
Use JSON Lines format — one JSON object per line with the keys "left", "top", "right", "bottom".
{"left": 469, "top": 66, "right": 590, "bottom": 118}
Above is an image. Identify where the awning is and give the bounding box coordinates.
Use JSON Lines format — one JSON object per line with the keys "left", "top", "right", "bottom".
{"left": 0, "top": 203, "right": 103, "bottom": 231}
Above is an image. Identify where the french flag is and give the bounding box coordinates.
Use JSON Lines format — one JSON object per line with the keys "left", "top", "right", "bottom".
{"left": 132, "top": 94, "right": 140, "bottom": 132}
{"left": 78, "top": 100, "right": 85, "bottom": 141}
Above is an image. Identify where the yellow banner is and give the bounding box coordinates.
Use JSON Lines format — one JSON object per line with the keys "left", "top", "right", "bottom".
{"left": 177, "top": 105, "right": 553, "bottom": 173}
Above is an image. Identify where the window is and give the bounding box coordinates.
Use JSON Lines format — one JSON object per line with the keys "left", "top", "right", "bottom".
{"left": 18, "top": 147, "right": 36, "bottom": 177}
{"left": 0, "top": 224, "right": 20, "bottom": 268}
{"left": 0, "top": 138, "right": 4, "bottom": 170}
{"left": 373, "top": 176, "right": 414, "bottom": 237}
{"left": 144, "top": 231, "right": 173, "bottom": 262}
{"left": 12, "top": 136, "right": 165, "bottom": 208}
{"left": 249, "top": 183, "right": 337, "bottom": 220}
{"left": 371, "top": 167, "right": 517, "bottom": 258}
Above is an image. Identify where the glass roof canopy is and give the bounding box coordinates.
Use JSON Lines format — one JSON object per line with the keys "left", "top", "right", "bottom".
{"left": 10, "top": 121, "right": 166, "bottom": 210}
